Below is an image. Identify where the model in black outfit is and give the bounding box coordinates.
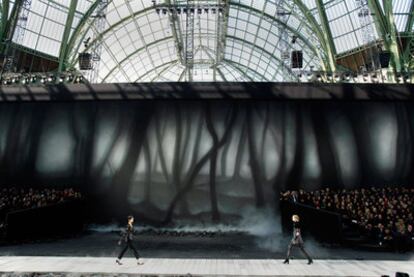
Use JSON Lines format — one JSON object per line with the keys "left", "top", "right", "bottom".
{"left": 283, "top": 214, "right": 313, "bottom": 265}
{"left": 116, "top": 215, "right": 144, "bottom": 265}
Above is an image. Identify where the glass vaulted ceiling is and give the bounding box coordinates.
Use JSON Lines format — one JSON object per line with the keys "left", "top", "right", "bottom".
{"left": 6, "top": 0, "right": 414, "bottom": 82}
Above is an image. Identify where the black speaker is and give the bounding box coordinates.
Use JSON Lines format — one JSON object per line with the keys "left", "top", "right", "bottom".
{"left": 78, "top": 53, "right": 92, "bottom": 70}
{"left": 379, "top": 51, "right": 391, "bottom": 68}
{"left": 396, "top": 273, "right": 409, "bottom": 277}
{"left": 291, "top": 51, "right": 303, "bottom": 69}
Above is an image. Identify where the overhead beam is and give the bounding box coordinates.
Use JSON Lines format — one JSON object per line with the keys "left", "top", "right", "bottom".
{"left": 0, "top": 0, "right": 23, "bottom": 54}
{"left": 68, "top": 4, "right": 162, "bottom": 67}
{"left": 0, "top": 0, "right": 9, "bottom": 47}
{"left": 232, "top": 2, "right": 327, "bottom": 70}
{"left": 58, "top": 0, "right": 78, "bottom": 72}
{"left": 64, "top": 0, "right": 103, "bottom": 68}
{"left": 367, "top": 0, "right": 402, "bottom": 73}
{"left": 224, "top": 60, "right": 263, "bottom": 81}
{"left": 164, "top": 0, "right": 185, "bottom": 64}
{"left": 405, "top": 0, "right": 414, "bottom": 32}
{"left": 226, "top": 35, "right": 298, "bottom": 79}
{"left": 102, "top": 36, "right": 174, "bottom": 82}
{"left": 314, "top": 0, "right": 337, "bottom": 71}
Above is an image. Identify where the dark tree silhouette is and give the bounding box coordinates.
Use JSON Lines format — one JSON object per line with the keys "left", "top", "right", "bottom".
{"left": 285, "top": 104, "right": 304, "bottom": 190}
{"left": 109, "top": 104, "right": 154, "bottom": 216}
{"left": 162, "top": 103, "right": 239, "bottom": 224}
{"left": 205, "top": 103, "right": 220, "bottom": 221}
{"left": 310, "top": 104, "right": 340, "bottom": 186}
{"left": 246, "top": 104, "right": 265, "bottom": 207}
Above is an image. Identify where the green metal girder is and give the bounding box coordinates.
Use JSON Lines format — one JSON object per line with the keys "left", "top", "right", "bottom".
{"left": 101, "top": 28, "right": 298, "bottom": 83}
{"left": 164, "top": 0, "right": 185, "bottom": 64}
{"left": 223, "top": 59, "right": 263, "bottom": 81}
{"left": 64, "top": 0, "right": 103, "bottom": 66}
{"left": 58, "top": 0, "right": 78, "bottom": 72}
{"left": 226, "top": 35, "right": 298, "bottom": 79}
{"left": 9, "top": 42, "right": 59, "bottom": 62}
{"left": 70, "top": 4, "right": 162, "bottom": 64}
{"left": 133, "top": 59, "right": 178, "bottom": 82}
{"left": 367, "top": 0, "right": 402, "bottom": 73}
{"left": 0, "top": 0, "right": 9, "bottom": 44}
{"left": 406, "top": 0, "right": 414, "bottom": 32}
{"left": 102, "top": 36, "right": 174, "bottom": 82}
{"left": 150, "top": 60, "right": 180, "bottom": 82}
{"left": 70, "top": 1, "right": 328, "bottom": 77}
{"left": 314, "top": 0, "right": 337, "bottom": 71}
{"left": 288, "top": 0, "right": 331, "bottom": 66}
{"left": 132, "top": 57, "right": 271, "bottom": 82}
{"left": 231, "top": 2, "right": 328, "bottom": 70}
{"left": 0, "top": 0, "right": 22, "bottom": 54}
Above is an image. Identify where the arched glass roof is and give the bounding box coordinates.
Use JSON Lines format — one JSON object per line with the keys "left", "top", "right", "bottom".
{"left": 4, "top": 0, "right": 414, "bottom": 82}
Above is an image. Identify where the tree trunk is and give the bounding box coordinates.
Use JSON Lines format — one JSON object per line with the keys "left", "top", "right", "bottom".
{"left": 205, "top": 103, "right": 220, "bottom": 221}
{"left": 109, "top": 105, "right": 154, "bottom": 216}
{"left": 162, "top": 104, "right": 238, "bottom": 224}
{"left": 247, "top": 104, "right": 265, "bottom": 208}
{"left": 285, "top": 104, "right": 304, "bottom": 190}
{"left": 310, "top": 104, "right": 340, "bottom": 186}
{"left": 233, "top": 111, "right": 247, "bottom": 183}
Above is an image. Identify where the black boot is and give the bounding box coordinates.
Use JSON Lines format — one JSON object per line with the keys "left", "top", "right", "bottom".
{"left": 283, "top": 259, "right": 289, "bottom": 264}
{"left": 116, "top": 259, "right": 122, "bottom": 265}
{"left": 308, "top": 259, "right": 313, "bottom": 265}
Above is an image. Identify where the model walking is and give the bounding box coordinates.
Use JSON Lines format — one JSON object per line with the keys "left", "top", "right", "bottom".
{"left": 116, "top": 215, "right": 144, "bottom": 265}
{"left": 283, "top": 214, "right": 313, "bottom": 265}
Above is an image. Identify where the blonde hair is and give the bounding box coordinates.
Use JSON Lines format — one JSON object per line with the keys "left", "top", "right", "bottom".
{"left": 292, "top": 215, "right": 300, "bottom": 222}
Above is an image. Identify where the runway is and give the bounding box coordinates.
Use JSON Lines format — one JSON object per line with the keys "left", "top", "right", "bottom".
{"left": 0, "top": 256, "right": 413, "bottom": 276}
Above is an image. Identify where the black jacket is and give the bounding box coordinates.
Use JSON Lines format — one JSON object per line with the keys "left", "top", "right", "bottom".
{"left": 120, "top": 224, "right": 134, "bottom": 243}
{"left": 291, "top": 222, "right": 304, "bottom": 245}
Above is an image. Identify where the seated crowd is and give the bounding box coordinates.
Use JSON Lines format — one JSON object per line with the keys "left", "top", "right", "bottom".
{"left": 0, "top": 187, "right": 82, "bottom": 229}
{"left": 281, "top": 187, "right": 414, "bottom": 251}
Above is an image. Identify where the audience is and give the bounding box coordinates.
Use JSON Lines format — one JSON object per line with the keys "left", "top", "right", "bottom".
{"left": 281, "top": 187, "right": 414, "bottom": 251}
{"left": 0, "top": 187, "right": 82, "bottom": 228}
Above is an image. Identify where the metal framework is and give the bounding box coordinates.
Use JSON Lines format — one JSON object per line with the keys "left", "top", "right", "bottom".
{"left": 0, "top": 0, "right": 413, "bottom": 83}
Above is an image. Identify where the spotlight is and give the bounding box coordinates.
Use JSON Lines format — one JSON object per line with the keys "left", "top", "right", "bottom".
{"left": 316, "top": 74, "right": 322, "bottom": 82}
{"left": 66, "top": 75, "right": 73, "bottom": 82}
{"left": 327, "top": 73, "right": 333, "bottom": 82}
{"left": 344, "top": 73, "right": 351, "bottom": 81}
{"left": 155, "top": 8, "right": 160, "bottom": 14}
{"left": 371, "top": 73, "right": 378, "bottom": 82}
{"left": 353, "top": 73, "right": 359, "bottom": 82}
{"left": 204, "top": 8, "right": 209, "bottom": 13}
{"left": 197, "top": 8, "right": 202, "bottom": 14}
{"left": 334, "top": 74, "right": 340, "bottom": 82}
{"left": 404, "top": 74, "right": 411, "bottom": 83}
{"left": 363, "top": 72, "right": 369, "bottom": 82}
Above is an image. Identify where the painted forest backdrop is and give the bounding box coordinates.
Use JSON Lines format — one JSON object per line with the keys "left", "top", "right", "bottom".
{"left": 0, "top": 100, "right": 413, "bottom": 224}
